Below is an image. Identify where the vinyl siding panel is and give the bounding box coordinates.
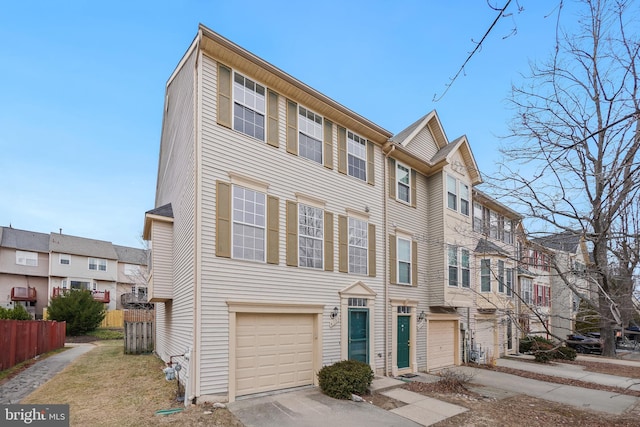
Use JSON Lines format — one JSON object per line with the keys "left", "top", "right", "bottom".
{"left": 149, "top": 221, "right": 173, "bottom": 301}
{"left": 153, "top": 49, "right": 197, "bottom": 380}
{"left": 386, "top": 169, "right": 429, "bottom": 371}
{"left": 403, "top": 125, "right": 439, "bottom": 163}
{"left": 198, "top": 55, "right": 386, "bottom": 395}
{"left": 426, "top": 172, "right": 445, "bottom": 306}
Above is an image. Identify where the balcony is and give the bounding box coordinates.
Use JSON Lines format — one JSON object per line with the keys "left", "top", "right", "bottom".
{"left": 52, "top": 287, "right": 110, "bottom": 304}
{"left": 120, "top": 292, "right": 152, "bottom": 308}
{"left": 11, "top": 287, "right": 37, "bottom": 302}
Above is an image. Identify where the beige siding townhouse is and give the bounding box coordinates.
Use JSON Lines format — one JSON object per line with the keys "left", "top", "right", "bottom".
{"left": 517, "top": 228, "right": 554, "bottom": 340}
{"left": 383, "top": 113, "right": 483, "bottom": 373}
{"left": 470, "top": 191, "right": 521, "bottom": 361}
{"left": 113, "top": 245, "right": 150, "bottom": 309}
{"left": 532, "top": 231, "right": 593, "bottom": 340}
{"left": 144, "top": 25, "right": 390, "bottom": 403}
{"left": 143, "top": 24, "right": 526, "bottom": 404}
{"left": 49, "top": 233, "right": 118, "bottom": 311}
{"left": 0, "top": 226, "right": 147, "bottom": 317}
{"left": 0, "top": 227, "right": 50, "bottom": 318}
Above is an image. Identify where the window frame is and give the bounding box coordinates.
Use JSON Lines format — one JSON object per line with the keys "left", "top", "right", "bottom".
{"left": 347, "top": 130, "right": 367, "bottom": 181}
{"left": 88, "top": 258, "right": 107, "bottom": 272}
{"left": 59, "top": 254, "right": 71, "bottom": 265}
{"left": 448, "top": 245, "right": 458, "bottom": 287}
{"left": 460, "top": 183, "right": 470, "bottom": 216}
{"left": 231, "top": 185, "right": 267, "bottom": 262}
{"left": 396, "top": 162, "right": 411, "bottom": 204}
{"left": 498, "top": 260, "right": 505, "bottom": 293}
{"left": 298, "top": 203, "right": 324, "bottom": 269}
{"left": 348, "top": 217, "right": 368, "bottom": 275}
{"left": 232, "top": 71, "right": 266, "bottom": 141}
{"left": 298, "top": 105, "right": 323, "bottom": 164}
{"left": 506, "top": 267, "right": 513, "bottom": 296}
{"left": 16, "top": 250, "right": 38, "bottom": 267}
{"left": 480, "top": 259, "right": 491, "bottom": 292}
{"left": 446, "top": 174, "right": 457, "bottom": 211}
{"left": 522, "top": 278, "right": 533, "bottom": 304}
{"left": 396, "top": 236, "right": 412, "bottom": 285}
{"left": 461, "top": 248, "right": 470, "bottom": 288}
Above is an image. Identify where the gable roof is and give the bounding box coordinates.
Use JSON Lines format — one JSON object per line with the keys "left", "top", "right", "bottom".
{"left": 49, "top": 233, "right": 118, "bottom": 259}
{"left": 532, "top": 230, "right": 582, "bottom": 253}
{"left": 385, "top": 111, "right": 482, "bottom": 184}
{"left": 0, "top": 227, "right": 50, "bottom": 252}
{"left": 147, "top": 203, "right": 174, "bottom": 218}
{"left": 475, "top": 238, "right": 510, "bottom": 256}
{"left": 113, "top": 245, "right": 148, "bottom": 266}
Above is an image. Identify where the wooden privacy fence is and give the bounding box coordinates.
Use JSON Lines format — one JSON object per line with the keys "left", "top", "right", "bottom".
{"left": 124, "top": 321, "right": 154, "bottom": 354}
{"left": 0, "top": 320, "right": 66, "bottom": 371}
{"left": 101, "top": 310, "right": 124, "bottom": 328}
{"left": 124, "top": 309, "right": 155, "bottom": 323}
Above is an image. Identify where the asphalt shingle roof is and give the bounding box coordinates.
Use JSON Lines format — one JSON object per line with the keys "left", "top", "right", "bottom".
{"left": 0, "top": 227, "right": 50, "bottom": 252}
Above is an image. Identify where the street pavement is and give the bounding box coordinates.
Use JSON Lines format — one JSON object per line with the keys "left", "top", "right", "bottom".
{"left": 0, "top": 343, "right": 95, "bottom": 404}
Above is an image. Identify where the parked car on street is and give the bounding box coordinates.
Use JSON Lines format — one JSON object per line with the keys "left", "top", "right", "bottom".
{"left": 566, "top": 333, "right": 603, "bottom": 354}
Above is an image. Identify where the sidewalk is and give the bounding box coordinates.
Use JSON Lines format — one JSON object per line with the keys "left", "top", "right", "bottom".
{"left": 0, "top": 343, "right": 95, "bottom": 404}
{"left": 455, "top": 357, "right": 640, "bottom": 415}
{"left": 498, "top": 354, "right": 640, "bottom": 391}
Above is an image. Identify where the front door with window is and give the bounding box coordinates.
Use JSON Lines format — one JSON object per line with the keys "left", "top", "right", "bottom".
{"left": 348, "top": 309, "right": 369, "bottom": 363}
{"left": 397, "top": 316, "right": 410, "bottom": 369}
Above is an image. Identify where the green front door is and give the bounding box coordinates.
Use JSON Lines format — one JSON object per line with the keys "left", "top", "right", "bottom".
{"left": 348, "top": 309, "right": 369, "bottom": 363}
{"left": 397, "top": 316, "right": 410, "bottom": 369}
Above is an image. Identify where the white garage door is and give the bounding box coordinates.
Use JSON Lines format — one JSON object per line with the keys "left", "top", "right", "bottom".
{"left": 427, "top": 320, "right": 456, "bottom": 371}
{"left": 236, "top": 313, "right": 314, "bottom": 396}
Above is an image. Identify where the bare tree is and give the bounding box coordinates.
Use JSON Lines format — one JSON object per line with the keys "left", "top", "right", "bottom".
{"left": 493, "top": 0, "right": 640, "bottom": 356}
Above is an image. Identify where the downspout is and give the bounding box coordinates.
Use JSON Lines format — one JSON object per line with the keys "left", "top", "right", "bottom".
{"left": 383, "top": 144, "right": 395, "bottom": 376}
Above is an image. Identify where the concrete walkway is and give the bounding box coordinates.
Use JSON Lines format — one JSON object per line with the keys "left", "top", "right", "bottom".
{"left": 369, "top": 376, "right": 469, "bottom": 426}
{"left": 0, "top": 343, "right": 95, "bottom": 404}
{"left": 456, "top": 357, "right": 640, "bottom": 415}
{"left": 497, "top": 355, "right": 640, "bottom": 391}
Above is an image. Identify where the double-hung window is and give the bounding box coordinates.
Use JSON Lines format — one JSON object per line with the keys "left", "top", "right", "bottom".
{"left": 448, "top": 245, "right": 458, "bottom": 286}
{"left": 522, "top": 278, "right": 533, "bottom": 304}
{"left": 89, "top": 258, "right": 107, "bottom": 271}
{"left": 348, "top": 217, "right": 368, "bottom": 275}
{"left": 16, "top": 251, "right": 38, "bottom": 266}
{"left": 233, "top": 72, "right": 266, "bottom": 140}
{"left": 498, "top": 260, "right": 505, "bottom": 292}
{"left": 347, "top": 131, "right": 367, "bottom": 181}
{"left": 504, "top": 219, "right": 513, "bottom": 244}
{"left": 461, "top": 249, "right": 470, "bottom": 287}
{"left": 506, "top": 268, "right": 513, "bottom": 296}
{"left": 489, "top": 211, "right": 499, "bottom": 239}
{"left": 232, "top": 186, "right": 266, "bottom": 261}
{"left": 397, "top": 237, "right": 411, "bottom": 284}
{"left": 59, "top": 254, "right": 71, "bottom": 265}
{"left": 480, "top": 259, "right": 491, "bottom": 292}
{"left": 396, "top": 163, "right": 410, "bottom": 203}
{"left": 473, "top": 202, "right": 483, "bottom": 232}
{"left": 460, "top": 183, "right": 469, "bottom": 215}
{"left": 299, "top": 106, "right": 323, "bottom": 163}
{"left": 447, "top": 174, "right": 457, "bottom": 210}
{"left": 299, "top": 204, "right": 323, "bottom": 268}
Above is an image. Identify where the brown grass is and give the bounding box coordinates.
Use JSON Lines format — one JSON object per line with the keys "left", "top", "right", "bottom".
{"left": 21, "top": 340, "right": 242, "bottom": 426}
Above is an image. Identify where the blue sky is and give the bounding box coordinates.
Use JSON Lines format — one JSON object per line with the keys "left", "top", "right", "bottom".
{"left": 0, "top": 1, "right": 580, "bottom": 248}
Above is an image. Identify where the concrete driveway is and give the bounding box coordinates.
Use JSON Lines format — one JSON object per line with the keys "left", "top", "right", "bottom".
{"left": 228, "top": 387, "right": 421, "bottom": 427}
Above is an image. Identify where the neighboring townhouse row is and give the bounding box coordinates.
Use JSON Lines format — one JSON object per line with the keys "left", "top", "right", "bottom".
{"left": 143, "top": 24, "right": 547, "bottom": 404}
{"left": 0, "top": 226, "right": 148, "bottom": 317}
